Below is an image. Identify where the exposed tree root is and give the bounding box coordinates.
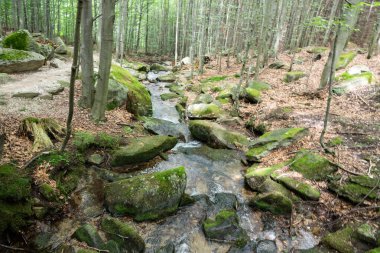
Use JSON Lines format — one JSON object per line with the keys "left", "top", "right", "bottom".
{"left": 19, "top": 117, "right": 65, "bottom": 152}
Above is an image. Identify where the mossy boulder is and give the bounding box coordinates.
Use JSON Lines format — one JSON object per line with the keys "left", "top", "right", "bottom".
{"left": 245, "top": 161, "right": 290, "bottom": 191}
{"left": 322, "top": 226, "right": 355, "bottom": 253}
{"left": 39, "top": 183, "right": 61, "bottom": 202}
{"left": 336, "top": 51, "right": 357, "bottom": 70}
{"left": 74, "top": 224, "right": 104, "bottom": 248}
{"left": 158, "top": 72, "right": 176, "bottom": 82}
{"left": 333, "top": 71, "right": 375, "bottom": 95}
{"left": 247, "top": 81, "right": 271, "bottom": 91}
{"left": 245, "top": 88, "right": 261, "bottom": 103}
{"left": 328, "top": 180, "right": 378, "bottom": 204}
{"left": 246, "top": 128, "right": 308, "bottom": 162}
{"left": 284, "top": 71, "right": 306, "bottom": 82}
{"left": 306, "top": 47, "right": 329, "bottom": 54}
{"left": 106, "top": 79, "right": 129, "bottom": 110}
{"left": 0, "top": 164, "right": 33, "bottom": 234}
{"left": 250, "top": 192, "right": 292, "bottom": 215}
{"left": 193, "top": 93, "right": 213, "bottom": 104}
{"left": 104, "top": 167, "right": 187, "bottom": 221}
{"left": 349, "top": 175, "right": 379, "bottom": 188}
{"left": 356, "top": 223, "right": 378, "bottom": 245}
{"left": 189, "top": 120, "right": 249, "bottom": 149}
{"left": 255, "top": 178, "right": 295, "bottom": 201}
{"left": 110, "top": 65, "right": 153, "bottom": 116}
{"left": 216, "top": 89, "right": 233, "bottom": 100}
{"left": 141, "top": 117, "right": 187, "bottom": 141}
{"left": 366, "top": 248, "right": 380, "bottom": 253}
{"left": 160, "top": 92, "right": 180, "bottom": 101}
{"left": 111, "top": 135, "right": 178, "bottom": 166}
{"left": 272, "top": 174, "right": 320, "bottom": 200}
{"left": 124, "top": 61, "right": 150, "bottom": 72}
{"left": 151, "top": 63, "right": 171, "bottom": 72}
{"left": 54, "top": 37, "right": 67, "bottom": 54}
{"left": 203, "top": 209, "right": 248, "bottom": 243}
{"left": 269, "top": 61, "right": 286, "bottom": 69}
{"left": 73, "top": 131, "right": 121, "bottom": 152}
{"left": 290, "top": 151, "right": 338, "bottom": 181}
{"left": 101, "top": 216, "right": 145, "bottom": 252}
{"left": 187, "top": 103, "right": 222, "bottom": 119}
{"left": 0, "top": 48, "right": 45, "bottom": 73}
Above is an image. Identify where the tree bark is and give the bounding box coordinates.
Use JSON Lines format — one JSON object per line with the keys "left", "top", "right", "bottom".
{"left": 367, "top": 11, "right": 380, "bottom": 59}
{"left": 91, "top": 0, "right": 116, "bottom": 122}
{"left": 79, "top": 0, "right": 94, "bottom": 109}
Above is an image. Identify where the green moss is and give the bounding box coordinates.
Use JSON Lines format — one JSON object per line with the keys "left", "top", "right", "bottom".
{"left": 0, "top": 49, "right": 30, "bottom": 61}
{"left": 56, "top": 166, "right": 84, "bottom": 195}
{"left": 74, "top": 224, "right": 104, "bottom": 248}
{"left": 366, "top": 248, "right": 380, "bottom": 253}
{"left": 349, "top": 175, "right": 379, "bottom": 188}
{"left": 336, "top": 51, "right": 357, "bottom": 70}
{"left": 291, "top": 150, "right": 337, "bottom": 181}
{"left": 328, "top": 136, "right": 343, "bottom": 147}
{"left": 160, "top": 92, "right": 180, "bottom": 101}
{"left": 36, "top": 151, "right": 71, "bottom": 168}
{"left": 307, "top": 47, "right": 329, "bottom": 54}
{"left": 248, "top": 81, "right": 271, "bottom": 91}
{"left": 251, "top": 192, "right": 292, "bottom": 215}
{"left": 39, "top": 183, "right": 60, "bottom": 202}
{"left": 0, "top": 164, "right": 31, "bottom": 201}
{"left": 203, "top": 210, "right": 236, "bottom": 230}
{"left": 73, "top": 131, "right": 120, "bottom": 152}
{"left": 322, "top": 226, "right": 355, "bottom": 253}
{"left": 3, "top": 30, "right": 31, "bottom": 50}
{"left": 274, "top": 176, "right": 320, "bottom": 200}
{"left": 110, "top": 65, "right": 152, "bottom": 116}
{"left": 101, "top": 216, "right": 145, "bottom": 252}
{"left": 201, "top": 75, "right": 228, "bottom": 83}
{"left": 246, "top": 161, "right": 290, "bottom": 178}
{"left": 245, "top": 88, "right": 261, "bottom": 103}
{"left": 284, "top": 71, "right": 306, "bottom": 83}
{"left": 337, "top": 71, "right": 374, "bottom": 83}
{"left": 355, "top": 223, "right": 377, "bottom": 245}
{"left": 329, "top": 181, "right": 377, "bottom": 203}
{"left": 0, "top": 201, "right": 32, "bottom": 234}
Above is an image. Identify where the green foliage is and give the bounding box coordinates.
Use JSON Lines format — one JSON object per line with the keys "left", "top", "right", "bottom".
{"left": 0, "top": 164, "right": 31, "bottom": 201}
{"left": 306, "top": 16, "right": 329, "bottom": 29}
{"left": 201, "top": 75, "right": 228, "bottom": 83}
{"left": 3, "top": 30, "right": 30, "bottom": 50}
{"left": 327, "top": 136, "right": 343, "bottom": 147}
{"left": 36, "top": 151, "right": 71, "bottom": 168}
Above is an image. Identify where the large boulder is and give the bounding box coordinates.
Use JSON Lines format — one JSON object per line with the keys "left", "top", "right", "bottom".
{"left": 110, "top": 65, "right": 152, "bottom": 116}
{"left": 189, "top": 120, "right": 249, "bottom": 149}
{"left": 272, "top": 173, "right": 320, "bottom": 200}
{"left": 246, "top": 128, "right": 308, "bottom": 162}
{"left": 250, "top": 192, "right": 292, "bottom": 215}
{"left": 123, "top": 61, "right": 150, "bottom": 72}
{"left": 0, "top": 48, "right": 45, "bottom": 73}
{"left": 54, "top": 37, "right": 67, "bottom": 54}
{"left": 111, "top": 135, "right": 178, "bottom": 167}
{"left": 141, "top": 117, "right": 188, "bottom": 141}
{"left": 104, "top": 167, "right": 187, "bottom": 221}
{"left": 105, "top": 79, "right": 129, "bottom": 110}
{"left": 284, "top": 71, "right": 306, "bottom": 83}
{"left": 333, "top": 70, "right": 375, "bottom": 95}
{"left": 187, "top": 103, "right": 222, "bottom": 119}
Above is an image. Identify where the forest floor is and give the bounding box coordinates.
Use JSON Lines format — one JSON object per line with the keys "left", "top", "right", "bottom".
{"left": 0, "top": 47, "right": 379, "bottom": 241}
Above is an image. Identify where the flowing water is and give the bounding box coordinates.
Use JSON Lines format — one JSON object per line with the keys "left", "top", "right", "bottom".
{"left": 38, "top": 70, "right": 318, "bottom": 252}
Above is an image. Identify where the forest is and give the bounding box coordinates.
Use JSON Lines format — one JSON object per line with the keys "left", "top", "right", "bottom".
{"left": 0, "top": 0, "right": 379, "bottom": 252}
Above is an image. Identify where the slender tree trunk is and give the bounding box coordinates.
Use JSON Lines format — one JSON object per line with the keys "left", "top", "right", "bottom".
{"left": 175, "top": 0, "right": 181, "bottom": 65}
{"left": 91, "top": 0, "right": 116, "bottom": 122}
{"left": 367, "top": 11, "right": 380, "bottom": 59}
{"left": 190, "top": 0, "right": 196, "bottom": 79}
{"left": 79, "top": 0, "right": 94, "bottom": 109}
{"left": 61, "top": 0, "right": 83, "bottom": 152}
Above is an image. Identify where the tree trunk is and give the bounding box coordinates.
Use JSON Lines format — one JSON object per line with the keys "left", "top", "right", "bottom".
{"left": 79, "top": 0, "right": 94, "bottom": 109}
{"left": 91, "top": 0, "right": 116, "bottom": 122}
{"left": 320, "top": 0, "right": 362, "bottom": 89}
{"left": 175, "top": 0, "right": 181, "bottom": 65}
{"left": 367, "top": 11, "right": 380, "bottom": 59}
{"left": 61, "top": 0, "right": 83, "bottom": 152}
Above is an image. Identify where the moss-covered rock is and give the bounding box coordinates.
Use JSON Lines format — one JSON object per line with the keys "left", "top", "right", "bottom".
{"left": 110, "top": 65, "right": 152, "bottom": 117}
{"left": 73, "top": 131, "right": 121, "bottom": 152}
{"left": 3, "top": 30, "right": 31, "bottom": 50}
{"left": 246, "top": 128, "right": 308, "bottom": 162}
{"left": 290, "top": 150, "right": 337, "bottom": 181}
{"left": 356, "top": 223, "right": 378, "bottom": 245}
{"left": 187, "top": 103, "right": 222, "bottom": 119}
{"left": 247, "top": 81, "right": 271, "bottom": 91}
{"left": 284, "top": 71, "right": 306, "bottom": 83}
{"left": 189, "top": 120, "right": 249, "bottom": 149}
{"left": 203, "top": 209, "right": 248, "bottom": 243}
{"left": 266, "top": 106, "right": 293, "bottom": 120}
{"left": 269, "top": 61, "right": 286, "bottom": 69}
{"left": 39, "top": 183, "right": 60, "bottom": 202}
{"left": 250, "top": 192, "right": 292, "bottom": 215}
{"left": 123, "top": 61, "right": 150, "bottom": 72}
{"left": 322, "top": 226, "right": 355, "bottom": 253}
{"left": 140, "top": 117, "right": 187, "bottom": 141}
{"left": 201, "top": 76, "right": 228, "bottom": 83}
{"left": 151, "top": 63, "right": 171, "bottom": 72}
{"left": 333, "top": 71, "right": 375, "bottom": 95}
{"left": 73, "top": 224, "right": 104, "bottom": 248}
{"left": 167, "top": 83, "right": 185, "bottom": 96}
{"left": 0, "top": 48, "right": 45, "bottom": 73}
{"left": 106, "top": 79, "right": 129, "bottom": 110}
{"left": 245, "top": 161, "right": 290, "bottom": 191}
{"left": 160, "top": 92, "right": 180, "bottom": 101}
{"left": 256, "top": 178, "right": 295, "bottom": 201}
{"left": 336, "top": 51, "right": 357, "bottom": 70}
{"left": 101, "top": 216, "right": 145, "bottom": 252}
{"left": 328, "top": 180, "right": 377, "bottom": 204}
{"left": 0, "top": 201, "right": 33, "bottom": 234}
{"left": 193, "top": 93, "right": 213, "bottom": 104}
{"left": 272, "top": 174, "right": 320, "bottom": 200}
{"left": 327, "top": 136, "right": 343, "bottom": 147}
{"left": 158, "top": 73, "right": 176, "bottom": 82}
{"left": 105, "top": 167, "right": 187, "bottom": 221}
{"left": 54, "top": 37, "right": 67, "bottom": 54}
{"left": 111, "top": 135, "right": 178, "bottom": 166}
{"left": 216, "top": 89, "right": 233, "bottom": 100}
{"left": 245, "top": 88, "right": 261, "bottom": 103}
{"left": 366, "top": 248, "right": 380, "bottom": 253}
{"left": 306, "top": 47, "right": 329, "bottom": 54}
{"left": 349, "top": 175, "right": 379, "bottom": 188}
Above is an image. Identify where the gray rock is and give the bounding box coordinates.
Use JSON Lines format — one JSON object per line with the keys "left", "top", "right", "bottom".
{"left": 187, "top": 103, "right": 222, "bottom": 119}
{"left": 106, "top": 79, "right": 129, "bottom": 110}
{"left": 193, "top": 93, "right": 213, "bottom": 104}
{"left": 88, "top": 154, "right": 104, "bottom": 165}
{"left": 257, "top": 240, "right": 278, "bottom": 253}
{"left": 141, "top": 117, "right": 187, "bottom": 141}
{"left": 181, "top": 57, "right": 191, "bottom": 65}
{"left": 54, "top": 37, "right": 67, "bottom": 54}
{"left": 0, "top": 48, "right": 45, "bottom": 73}
{"left": 348, "top": 65, "right": 370, "bottom": 75}
{"left": 50, "top": 58, "right": 64, "bottom": 68}
{"left": 39, "top": 93, "right": 53, "bottom": 100}
{"left": 45, "top": 83, "right": 64, "bottom": 95}
{"left": 12, "top": 91, "right": 41, "bottom": 99}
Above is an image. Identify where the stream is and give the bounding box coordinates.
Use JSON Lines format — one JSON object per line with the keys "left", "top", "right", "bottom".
{"left": 37, "top": 70, "right": 318, "bottom": 253}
